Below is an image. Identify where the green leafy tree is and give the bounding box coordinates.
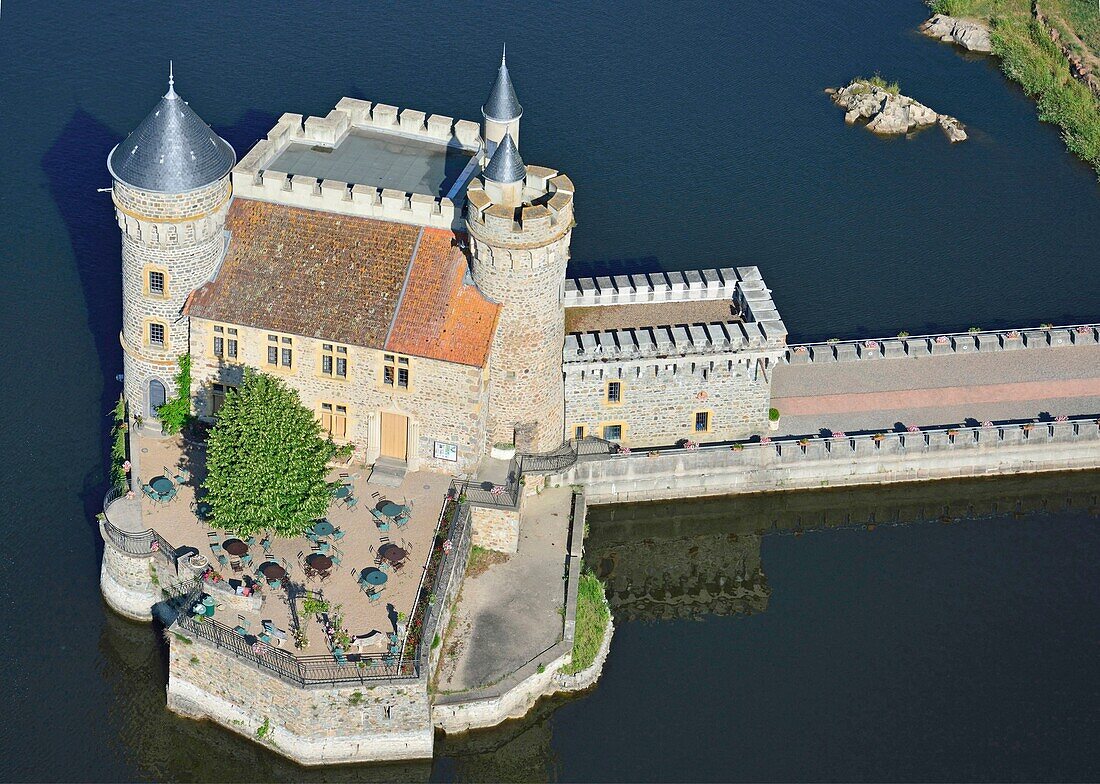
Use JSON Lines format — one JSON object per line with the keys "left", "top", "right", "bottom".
{"left": 109, "top": 394, "right": 129, "bottom": 488}
{"left": 158, "top": 353, "right": 193, "bottom": 435}
{"left": 203, "top": 370, "right": 336, "bottom": 537}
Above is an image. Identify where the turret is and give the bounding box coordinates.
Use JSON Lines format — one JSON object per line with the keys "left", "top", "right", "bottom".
{"left": 466, "top": 53, "right": 575, "bottom": 452}
{"left": 108, "top": 65, "right": 235, "bottom": 426}
{"left": 481, "top": 46, "right": 522, "bottom": 162}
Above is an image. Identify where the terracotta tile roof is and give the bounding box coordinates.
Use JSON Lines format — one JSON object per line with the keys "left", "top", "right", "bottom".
{"left": 386, "top": 228, "right": 500, "bottom": 367}
{"left": 186, "top": 199, "right": 499, "bottom": 367}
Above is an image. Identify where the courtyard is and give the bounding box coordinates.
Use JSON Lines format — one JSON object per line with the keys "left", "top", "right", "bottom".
{"left": 105, "top": 429, "right": 453, "bottom": 662}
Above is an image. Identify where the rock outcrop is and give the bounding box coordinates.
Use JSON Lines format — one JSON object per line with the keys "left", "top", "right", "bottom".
{"left": 920, "top": 14, "right": 993, "bottom": 53}
{"left": 829, "top": 79, "right": 968, "bottom": 142}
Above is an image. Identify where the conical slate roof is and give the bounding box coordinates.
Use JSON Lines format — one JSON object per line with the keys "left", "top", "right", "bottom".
{"left": 483, "top": 133, "right": 526, "bottom": 184}
{"left": 482, "top": 48, "right": 522, "bottom": 123}
{"left": 107, "top": 72, "right": 235, "bottom": 193}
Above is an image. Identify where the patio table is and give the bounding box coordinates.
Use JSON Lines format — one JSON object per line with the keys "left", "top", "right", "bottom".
{"left": 331, "top": 485, "right": 352, "bottom": 501}
{"left": 259, "top": 562, "right": 286, "bottom": 580}
{"left": 306, "top": 554, "right": 333, "bottom": 572}
{"left": 312, "top": 520, "right": 335, "bottom": 537}
{"left": 378, "top": 543, "right": 407, "bottom": 565}
{"left": 360, "top": 567, "right": 388, "bottom": 586}
{"left": 380, "top": 502, "right": 406, "bottom": 519}
{"left": 223, "top": 539, "right": 249, "bottom": 557}
{"left": 150, "top": 476, "right": 174, "bottom": 496}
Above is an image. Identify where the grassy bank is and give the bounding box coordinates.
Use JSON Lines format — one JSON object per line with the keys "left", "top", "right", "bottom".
{"left": 931, "top": 0, "right": 1100, "bottom": 173}
{"left": 560, "top": 573, "right": 610, "bottom": 675}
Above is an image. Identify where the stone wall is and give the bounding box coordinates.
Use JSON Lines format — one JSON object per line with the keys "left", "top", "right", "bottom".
{"left": 466, "top": 170, "right": 575, "bottom": 453}
{"left": 166, "top": 638, "right": 434, "bottom": 765}
{"left": 469, "top": 504, "right": 520, "bottom": 553}
{"left": 114, "top": 177, "right": 231, "bottom": 420}
{"left": 99, "top": 530, "right": 162, "bottom": 621}
{"left": 785, "top": 324, "right": 1100, "bottom": 365}
{"left": 189, "top": 318, "right": 488, "bottom": 473}
{"left": 559, "top": 420, "right": 1100, "bottom": 504}
{"left": 564, "top": 351, "right": 774, "bottom": 446}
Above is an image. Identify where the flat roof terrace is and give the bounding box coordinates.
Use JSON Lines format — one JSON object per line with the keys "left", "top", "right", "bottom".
{"left": 268, "top": 127, "right": 477, "bottom": 199}
{"left": 565, "top": 299, "right": 741, "bottom": 333}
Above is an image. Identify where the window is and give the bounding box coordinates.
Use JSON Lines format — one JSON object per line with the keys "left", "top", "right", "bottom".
{"left": 320, "top": 343, "right": 348, "bottom": 379}
{"left": 694, "top": 411, "right": 710, "bottom": 433}
{"left": 267, "top": 334, "right": 293, "bottom": 369}
{"left": 143, "top": 265, "right": 168, "bottom": 298}
{"left": 319, "top": 402, "right": 348, "bottom": 439}
{"left": 606, "top": 381, "right": 622, "bottom": 404}
{"left": 574, "top": 425, "right": 586, "bottom": 440}
{"left": 383, "top": 354, "right": 410, "bottom": 389}
{"left": 212, "top": 325, "right": 238, "bottom": 360}
{"left": 149, "top": 322, "right": 165, "bottom": 347}
{"left": 211, "top": 383, "right": 237, "bottom": 415}
{"left": 602, "top": 424, "right": 623, "bottom": 441}
{"left": 148, "top": 270, "right": 165, "bottom": 296}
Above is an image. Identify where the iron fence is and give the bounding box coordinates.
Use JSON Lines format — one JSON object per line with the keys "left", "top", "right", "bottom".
{"left": 171, "top": 581, "right": 418, "bottom": 686}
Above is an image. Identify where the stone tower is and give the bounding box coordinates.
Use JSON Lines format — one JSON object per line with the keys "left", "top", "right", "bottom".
{"left": 108, "top": 67, "right": 235, "bottom": 424}
{"left": 466, "top": 51, "right": 575, "bottom": 453}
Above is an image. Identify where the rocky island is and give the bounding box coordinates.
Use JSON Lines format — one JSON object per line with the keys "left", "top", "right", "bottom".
{"left": 828, "top": 78, "right": 968, "bottom": 142}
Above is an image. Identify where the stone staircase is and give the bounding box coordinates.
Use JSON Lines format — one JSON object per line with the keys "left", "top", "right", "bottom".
{"left": 367, "top": 457, "right": 407, "bottom": 488}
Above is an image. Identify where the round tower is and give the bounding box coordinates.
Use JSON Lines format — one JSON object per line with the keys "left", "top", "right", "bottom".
{"left": 108, "top": 66, "right": 235, "bottom": 424}
{"left": 466, "top": 54, "right": 575, "bottom": 453}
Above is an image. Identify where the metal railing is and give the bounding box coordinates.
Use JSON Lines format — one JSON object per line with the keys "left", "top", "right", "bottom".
{"left": 171, "top": 582, "right": 418, "bottom": 686}
{"left": 101, "top": 481, "right": 181, "bottom": 572}
{"left": 451, "top": 437, "right": 615, "bottom": 509}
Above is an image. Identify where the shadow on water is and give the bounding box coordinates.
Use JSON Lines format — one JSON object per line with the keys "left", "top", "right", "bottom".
{"left": 40, "top": 107, "right": 282, "bottom": 554}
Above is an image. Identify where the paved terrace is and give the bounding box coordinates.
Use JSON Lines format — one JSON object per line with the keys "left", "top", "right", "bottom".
{"left": 772, "top": 341, "right": 1100, "bottom": 437}
{"left": 435, "top": 488, "right": 573, "bottom": 694}
{"left": 111, "top": 432, "right": 451, "bottom": 653}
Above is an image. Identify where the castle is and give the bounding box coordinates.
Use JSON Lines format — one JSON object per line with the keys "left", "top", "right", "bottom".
{"left": 109, "top": 56, "right": 786, "bottom": 475}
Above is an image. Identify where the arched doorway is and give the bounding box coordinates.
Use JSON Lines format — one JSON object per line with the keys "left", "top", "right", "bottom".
{"left": 148, "top": 379, "right": 166, "bottom": 419}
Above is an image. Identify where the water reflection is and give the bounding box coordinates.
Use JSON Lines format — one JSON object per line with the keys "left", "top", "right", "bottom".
{"left": 96, "top": 473, "right": 1099, "bottom": 781}
{"left": 584, "top": 472, "right": 1100, "bottom": 623}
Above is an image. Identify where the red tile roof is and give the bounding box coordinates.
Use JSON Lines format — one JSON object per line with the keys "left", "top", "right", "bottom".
{"left": 186, "top": 199, "right": 499, "bottom": 367}
{"left": 386, "top": 228, "right": 500, "bottom": 366}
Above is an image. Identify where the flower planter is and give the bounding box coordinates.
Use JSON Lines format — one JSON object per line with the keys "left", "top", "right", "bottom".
{"left": 768, "top": 418, "right": 780, "bottom": 431}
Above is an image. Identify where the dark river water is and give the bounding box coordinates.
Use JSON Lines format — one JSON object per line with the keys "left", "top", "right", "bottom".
{"left": 1, "top": 0, "right": 1098, "bottom": 780}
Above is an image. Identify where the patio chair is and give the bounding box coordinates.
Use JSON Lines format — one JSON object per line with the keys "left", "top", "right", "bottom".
{"left": 379, "top": 536, "right": 391, "bottom": 544}
{"left": 207, "top": 531, "right": 219, "bottom": 543}
{"left": 297, "top": 550, "right": 305, "bottom": 562}
{"left": 269, "top": 578, "right": 282, "bottom": 589}
{"left": 333, "top": 528, "right": 345, "bottom": 541}
{"left": 331, "top": 554, "right": 342, "bottom": 566}
{"left": 230, "top": 558, "right": 243, "bottom": 573}
{"left": 395, "top": 515, "right": 409, "bottom": 529}
{"left": 367, "top": 590, "right": 381, "bottom": 604}
{"left": 392, "top": 561, "right": 405, "bottom": 572}
{"left": 175, "top": 467, "right": 191, "bottom": 483}
{"left": 142, "top": 484, "right": 156, "bottom": 500}
{"left": 345, "top": 497, "right": 358, "bottom": 510}
{"left": 217, "top": 554, "right": 228, "bottom": 567}
{"left": 259, "top": 536, "right": 272, "bottom": 553}
{"left": 310, "top": 541, "right": 321, "bottom": 553}
{"left": 245, "top": 535, "right": 256, "bottom": 546}
{"left": 334, "top": 650, "right": 349, "bottom": 665}
{"left": 241, "top": 554, "right": 253, "bottom": 566}
{"left": 318, "top": 541, "right": 331, "bottom": 555}
{"left": 370, "top": 490, "right": 381, "bottom": 499}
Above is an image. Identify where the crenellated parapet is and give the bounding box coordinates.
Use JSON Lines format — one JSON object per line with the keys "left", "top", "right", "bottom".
{"left": 465, "top": 166, "right": 574, "bottom": 251}
{"left": 563, "top": 266, "right": 787, "bottom": 365}
{"left": 232, "top": 98, "right": 482, "bottom": 230}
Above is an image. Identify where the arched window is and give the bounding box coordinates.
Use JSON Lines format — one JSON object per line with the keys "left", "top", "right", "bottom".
{"left": 148, "top": 379, "right": 167, "bottom": 419}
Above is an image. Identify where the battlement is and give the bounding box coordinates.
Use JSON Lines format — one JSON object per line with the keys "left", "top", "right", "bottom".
{"left": 465, "top": 167, "right": 575, "bottom": 247}
{"left": 563, "top": 267, "right": 786, "bottom": 363}
{"left": 232, "top": 98, "right": 482, "bottom": 230}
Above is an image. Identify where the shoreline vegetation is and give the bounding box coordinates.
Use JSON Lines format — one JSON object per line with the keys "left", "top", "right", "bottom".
{"left": 560, "top": 573, "right": 610, "bottom": 675}
{"left": 929, "top": 0, "right": 1100, "bottom": 173}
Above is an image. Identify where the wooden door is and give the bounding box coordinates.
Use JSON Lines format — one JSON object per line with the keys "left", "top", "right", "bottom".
{"left": 380, "top": 412, "right": 408, "bottom": 460}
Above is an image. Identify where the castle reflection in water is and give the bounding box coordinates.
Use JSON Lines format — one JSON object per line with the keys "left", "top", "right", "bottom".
{"left": 97, "top": 472, "right": 1097, "bottom": 781}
